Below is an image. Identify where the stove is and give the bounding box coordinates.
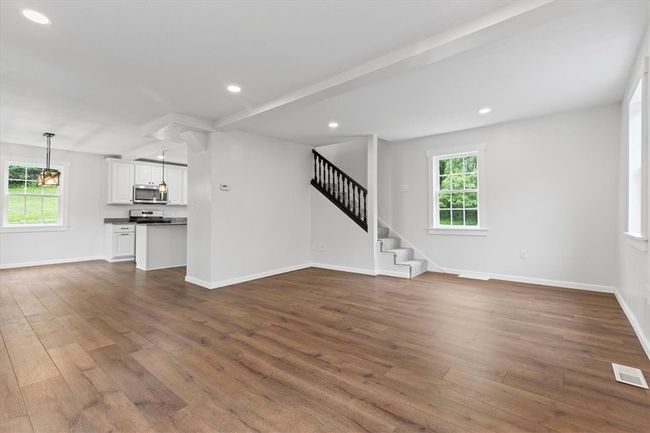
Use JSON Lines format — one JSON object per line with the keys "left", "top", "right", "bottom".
{"left": 129, "top": 209, "right": 170, "bottom": 224}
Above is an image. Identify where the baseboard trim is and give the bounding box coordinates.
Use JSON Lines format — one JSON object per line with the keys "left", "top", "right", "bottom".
{"left": 440, "top": 267, "right": 615, "bottom": 294}
{"left": 104, "top": 257, "right": 134, "bottom": 263}
{"left": 0, "top": 255, "right": 103, "bottom": 269}
{"left": 614, "top": 289, "right": 650, "bottom": 360}
{"left": 185, "top": 263, "right": 312, "bottom": 289}
{"left": 310, "top": 263, "right": 378, "bottom": 276}
{"left": 377, "top": 270, "right": 410, "bottom": 279}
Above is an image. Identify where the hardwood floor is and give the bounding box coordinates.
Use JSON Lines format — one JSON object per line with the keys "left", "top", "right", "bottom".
{"left": 1, "top": 261, "right": 648, "bottom": 433}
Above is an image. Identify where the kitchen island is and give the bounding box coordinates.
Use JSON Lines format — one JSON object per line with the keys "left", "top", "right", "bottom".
{"left": 134, "top": 220, "right": 187, "bottom": 271}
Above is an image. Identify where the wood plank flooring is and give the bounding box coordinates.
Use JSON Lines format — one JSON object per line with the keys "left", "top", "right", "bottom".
{"left": 1, "top": 261, "right": 648, "bottom": 433}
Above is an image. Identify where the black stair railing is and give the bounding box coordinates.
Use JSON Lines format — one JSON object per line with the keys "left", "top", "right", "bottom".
{"left": 311, "top": 149, "right": 368, "bottom": 231}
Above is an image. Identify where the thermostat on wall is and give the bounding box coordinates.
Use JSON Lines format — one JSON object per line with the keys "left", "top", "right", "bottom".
{"left": 220, "top": 184, "right": 230, "bottom": 191}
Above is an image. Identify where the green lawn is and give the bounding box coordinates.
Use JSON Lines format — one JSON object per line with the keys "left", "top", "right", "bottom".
{"left": 7, "top": 183, "right": 59, "bottom": 225}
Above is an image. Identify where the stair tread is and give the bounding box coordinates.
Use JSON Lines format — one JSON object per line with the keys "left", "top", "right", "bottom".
{"left": 386, "top": 248, "right": 413, "bottom": 253}
{"left": 400, "top": 259, "right": 426, "bottom": 265}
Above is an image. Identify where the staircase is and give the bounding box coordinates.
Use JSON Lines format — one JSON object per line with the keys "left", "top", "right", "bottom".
{"left": 377, "top": 224, "right": 428, "bottom": 278}
{"left": 311, "top": 149, "right": 367, "bottom": 231}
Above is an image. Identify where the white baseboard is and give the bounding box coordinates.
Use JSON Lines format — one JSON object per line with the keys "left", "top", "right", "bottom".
{"left": 185, "top": 263, "right": 312, "bottom": 289}
{"left": 439, "top": 267, "right": 615, "bottom": 294}
{"left": 310, "top": 263, "right": 378, "bottom": 276}
{"left": 377, "top": 270, "right": 410, "bottom": 279}
{"left": 0, "top": 255, "right": 103, "bottom": 269}
{"left": 614, "top": 289, "right": 650, "bottom": 360}
{"left": 104, "top": 256, "right": 134, "bottom": 263}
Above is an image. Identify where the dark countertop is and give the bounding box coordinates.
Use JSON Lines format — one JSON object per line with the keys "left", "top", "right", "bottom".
{"left": 104, "top": 218, "right": 187, "bottom": 226}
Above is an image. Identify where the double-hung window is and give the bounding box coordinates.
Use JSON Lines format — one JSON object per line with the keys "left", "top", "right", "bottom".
{"left": 428, "top": 146, "right": 487, "bottom": 235}
{"left": 2, "top": 160, "right": 68, "bottom": 231}
{"left": 625, "top": 57, "right": 648, "bottom": 249}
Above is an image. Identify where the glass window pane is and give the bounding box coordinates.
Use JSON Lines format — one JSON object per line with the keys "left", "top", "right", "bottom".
{"left": 7, "top": 196, "right": 25, "bottom": 224}
{"left": 25, "top": 181, "right": 41, "bottom": 195}
{"left": 42, "top": 184, "right": 59, "bottom": 195}
{"left": 8, "top": 165, "right": 26, "bottom": 180}
{"left": 464, "top": 155, "right": 477, "bottom": 172}
{"left": 25, "top": 196, "right": 42, "bottom": 224}
{"left": 439, "top": 193, "right": 451, "bottom": 209}
{"left": 439, "top": 159, "right": 451, "bottom": 175}
{"left": 439, "top": 175, "right": 450, "bottom": 190}
{"left": 8, "top": 180, "right": 25, "bottom": 193}
{"left": 451, "top": 209, "right": 464, "bottom": 225}
{"left": 464, "top": 192, "right": 477, "bottom": 208}
{"left": 465, "top": 173, "right": 477, "bottom": 189}
{"left": 451, "top": 175, "right": 464, "bottom": 190}
{"left": 451, "top": 157, "right": 464, "bottom": 174}
{"left": 439, "top": 209, "right": 451, "bottom": 225}
{"left": 465, "top": 209, "right": 478, "bottom": 226}
{"left": 451, "top": 193, "right": 463, "bottom": 208}
{"left": 42, "top": 197, "right": 59, "bottom": 223}
{"left": 26, "top": 166, "right": 42, "bottom": 181}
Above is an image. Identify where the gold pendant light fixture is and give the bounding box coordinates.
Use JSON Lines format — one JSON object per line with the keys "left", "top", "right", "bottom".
{"left": 37, "top": 132, "right": 60, "bottom": 187}
{"left": 159, "top": 150, "right": 168, "bottom": 196}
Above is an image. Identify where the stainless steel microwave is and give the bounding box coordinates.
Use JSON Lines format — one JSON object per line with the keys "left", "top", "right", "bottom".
{"left": 133, "top": 184, "right": 168, "bottom": 204}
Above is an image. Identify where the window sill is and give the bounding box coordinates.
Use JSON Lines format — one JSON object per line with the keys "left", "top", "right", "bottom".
{"left": 624, "top": 232, "right": 648, "bottom": 252}
{"left": 428, "top": 227, "right": 488, "bottom": 236}
{"left": 1, "top": 225, "right": 69, "bottom": 234}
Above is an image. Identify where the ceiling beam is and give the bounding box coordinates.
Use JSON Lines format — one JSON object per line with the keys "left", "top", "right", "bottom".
{"left": 214, "top": 0, "right": 595, "bottom": 130}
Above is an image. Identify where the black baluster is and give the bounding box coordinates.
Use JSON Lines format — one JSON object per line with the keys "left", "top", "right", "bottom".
{"left": 313, "top": 153, "right": 316, "bottom": 182}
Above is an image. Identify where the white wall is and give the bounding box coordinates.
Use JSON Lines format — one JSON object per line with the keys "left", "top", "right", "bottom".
{"left": 617, "top": 26, "right": 650, "bottom": 357}
{"left": 379, "top": 105, "right": 621, "bottom": 290}
{"left": 185, "top": 131, "right": 312, "bottom": 286}
{"left": 311, "top": 136, "right": 377, "bottom": 273}
{"left": 0, "top": 142, "right": 104, "bottom": 266}
{"left": 316, "top": 138, "right": 368, "bottom": 186}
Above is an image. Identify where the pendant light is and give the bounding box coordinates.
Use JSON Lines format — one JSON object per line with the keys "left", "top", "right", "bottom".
{"left": 37, "top": 132, "right": 60, "bottom": 187}
{"left": 159, "top": 150, "right": 167, "bottom": 196}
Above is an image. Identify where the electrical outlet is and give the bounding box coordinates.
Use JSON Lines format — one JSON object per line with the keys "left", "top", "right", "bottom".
{"left": 520, "top": 250, "right": 527, "bottom": 260}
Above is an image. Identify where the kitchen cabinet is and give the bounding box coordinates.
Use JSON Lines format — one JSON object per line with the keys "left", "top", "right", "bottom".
{"left": 165, "top": 166, "right": 184, "bottom": 205}
{"left": 108, "top": 160, "right": 134, "bottom": 204}
{"left": 104, "top": 224, "right": 135, "bottom": 261}
{"left": 134, "top": 164, "right": 162, "bottom": 185}
{"left": 105, "top": 158, "right": 187, "bottom": 205}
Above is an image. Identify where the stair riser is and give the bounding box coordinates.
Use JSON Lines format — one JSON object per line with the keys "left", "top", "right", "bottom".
{"left": 379, "top": 238, "right": 399, "bottom": 251}
{"left": 392, "top": 249, "right": 414, "bottom": 262}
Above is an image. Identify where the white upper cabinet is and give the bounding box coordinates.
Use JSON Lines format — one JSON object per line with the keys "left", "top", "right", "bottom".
{"left": 134, "top": 164, "right": 162, "bottom": 185}
{"left": 108, "top": 160, "right": 134, "bottom": 204}
{"left": 106, "top": 159, "right": 187, "bottom": 205}
{"left": 165, "top": 166, "right": 184, "bottom": 205}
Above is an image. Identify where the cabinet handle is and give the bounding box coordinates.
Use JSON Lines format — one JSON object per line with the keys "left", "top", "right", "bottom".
{"left": 119, "top": 233, "right": 130, "bottom": 236}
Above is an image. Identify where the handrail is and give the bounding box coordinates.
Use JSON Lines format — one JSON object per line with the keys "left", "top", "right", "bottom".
{"left": 311, "top": 149, "right": 368, "bottom": 232}
{"left": 312, "top": 149, "right": 367, "bottom": 193}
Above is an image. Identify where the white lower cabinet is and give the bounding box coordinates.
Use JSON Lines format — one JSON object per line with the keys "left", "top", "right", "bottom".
{"left": 104, "top": 224, "right": 135, "bottom": 261}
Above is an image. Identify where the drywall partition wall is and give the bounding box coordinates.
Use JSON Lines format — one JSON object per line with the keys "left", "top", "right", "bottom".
{"left": 380, "top": 105, "right": 620, "bottom": 290}
{"left": 315, "top": 138, "right": 368, "bottom": 186}
{"left": 184, "top": 142, "right": 215, "bottom": 286}
{"left": 311, "top": 135, "right": 378, "bottom": 273}
{"left": 377, "top": 138, "right": 393, "bottom": 227}
{"left": 618, "top": 24, "right": 650, "bottom": 357}
{"left": 0, "top": 142, "right": 104, "bottom": 267}
{"left": 207, "top": 131, "right": 312, "bottom": 286}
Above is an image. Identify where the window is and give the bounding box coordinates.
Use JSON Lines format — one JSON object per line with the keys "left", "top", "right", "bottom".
{"left": 3, "top": 160, "right": 66, "bottom": 230}
{"left": 628, "top": 78, "right": 643, "bottom": 237}
{"left": 427, "top": 145, "right": 487, "bottom": 235}
{"left": 436, "top": 153, "right": 478, "bottom": 227}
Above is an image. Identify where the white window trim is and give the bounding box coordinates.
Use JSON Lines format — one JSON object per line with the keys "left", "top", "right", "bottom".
{"left": 427, "top": 144, "right": 488, "bottom": 236}
{"left": 1, "top": 156, "right": 70, "bottom": 233}
{"left": 624, "top": 56, "right": 649, "bottom": 246}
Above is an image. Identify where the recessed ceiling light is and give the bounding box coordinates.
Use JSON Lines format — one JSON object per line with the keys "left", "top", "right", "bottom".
{"left": 157, "top": 155, "right": 164, "bottom": 159}
{"left": 227, "top": 84, "right": 241, "bottom": 93}
{"left": 478, "top": 107, "right": 492, "bottom": 115}
{"left": 22, "top": 9, "right": 50, "bottom": 25}
{"left": 328, "top": 122, "right": 339, "bottom": 129}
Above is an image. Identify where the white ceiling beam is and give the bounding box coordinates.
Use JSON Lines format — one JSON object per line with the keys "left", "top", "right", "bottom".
{"left": 121, "top": 140, "right": 185, "bottom": 161}
{"left": 214, "top": 0, "right": 595, "bottom": 129}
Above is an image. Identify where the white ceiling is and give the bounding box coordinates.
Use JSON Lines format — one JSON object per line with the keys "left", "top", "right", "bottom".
{"left": 244, "top": 0, "right": 649, "bottom": 143}
{"left": 0, "top": 0, "right": 510, "bottom": 156}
